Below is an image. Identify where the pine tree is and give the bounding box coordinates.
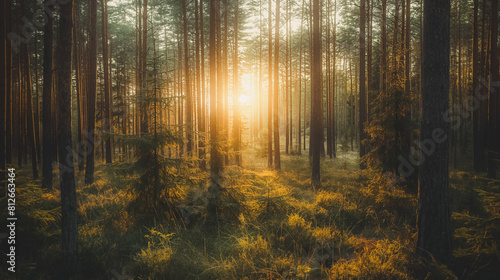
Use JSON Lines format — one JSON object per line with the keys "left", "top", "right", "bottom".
{"left": 416, "top": 0, "right": 451, "bottom": 264}
{"left": 57, "top": 0, "right": 79, "bottom": 272}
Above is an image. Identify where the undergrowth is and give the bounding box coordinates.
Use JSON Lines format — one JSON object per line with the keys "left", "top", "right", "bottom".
{"left": 1, "top": 148, "right": 499, "bottom": 279}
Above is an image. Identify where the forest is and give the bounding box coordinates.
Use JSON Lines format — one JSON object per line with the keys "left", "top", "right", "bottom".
{"left": 0, "top": 0, "right": 499, "bottom": 279}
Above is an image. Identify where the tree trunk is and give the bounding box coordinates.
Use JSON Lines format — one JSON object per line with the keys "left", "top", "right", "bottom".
{"left": 183, "top": 0, "right": 193, "bottom": 157}
{"left": 487, "top": 0, "right": 499, "bottom": 178}
{"left": 141, "top": 0, "right": 149, "bottom": 135}
{"left": 57, "top": 0, "right": 79, "bottom": 272}
{"left": 208, "top": 0, "right": 222, "bottom": 218}
{"left": 274, "top": 0, "right": 281, "bottom": 170}
{"left": 23, "top": 44, "right": 39, "bottom": 179}
{"left": 233, "top": 0, "right": 241, "bottom": 166}
{"left": 311, "top": 0, "right": 322, "bottom": 187}
{"left": 359, "top": 0, "right": 367, "bottom": 168}
{"left": 268, "top": 0, "right": 273, "bottom": 168}
{"left": 74, "top": 6, "right": 85, "bottom": 173}
{"left": 195, "top": 0, "right": 206, "bottom": 170}
{"left": 0, "top": 0, "right": 6, "bottom": 189}
{"left": 298, "top": 0, "right": 305, "bottom": 155}
{"left": 416, "top": 0, "right": 451, "bottom": 264}
{"left": 200, "top": 0, "right": 207, "bottom": 170}
{"left": 85, "top": 0, "right": 97, "bottom": 185}
{"left": 102, "top": 0, "right": 112, "bottom": 164}
{"left": 380, "top": 0, "right": 387, "bottom": 93}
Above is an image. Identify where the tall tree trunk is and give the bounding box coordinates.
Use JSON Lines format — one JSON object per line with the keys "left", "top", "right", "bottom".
{"left": 85, "top": 0, "right": 97, "bottom": 185}
{"left": 57, "top": 0, "right": 78, "bottom": 272}
{"left": 5, "top": 1, "right": 12, "bottom": 165}
{"left": 477, "top": 0, "right": 488, "bottom": 172}
{"left": 326, "top": 0, "right": 332, "bottom": 158}
{"left": 141, "top": 0, "right": 149, "bottom": 135}
{"left": 380, "top": 0, "right": 387, "bottom": 93}
{"left": 74, "top": 6, "right": 85, "bottom": 172}
{"left": 34, "top": 33, "right": 41, "bottom": 165}
{"left": 23, "top": 44, "right": 39, "bottom": 179}
{"left": 102, "top": 0, "right": 112, "bottom": 164}
{"left": 405, "top": 0, "right": 410, "bottom": 93}
{"left": 332, "top": 0, "right": 337, "bottom": 158}
{"left": 233, "top": 0, "right": 241, "bottom": 166}
{"left": 274, "top": 0, "right": 281, "bottom": 170}
{"left": 359, "top": 0, "right": 367, "bottom": 168}
{"left": 416, "top": 0, "right": 451, "bottom": 264}
{"left": 487, "top": 0, "right": 499, "bottom": 178}
{"left": 268, "top": 0, "right": 273, "bottom": 168}
{"left": 183, "top": 0, "right": 193, "bottom": 157}
{"left": 18, "top": 58, "right": 24, "bottom": 168}
{"left": 285, "top": 0, "right": 290, "bottom": 155}
{"left": 195, "top": 0, "right": 206, "bottom": 170}
{"left": 311, "top": 0, "right": 322, "bottom": 186}
{"left": 209, "top": 0, "right": 222, "bottom": 218}
{"left": 225, "top": 0, "right": 230, "bottom": 165}
{"left": 298, "top": 0, "right": 305, "bottom": 155}
{"left": 200, "top": 0, "right": 207, "bottom": 170}
{"left": 0, "top": 0, "right": 6, "bottom": 189}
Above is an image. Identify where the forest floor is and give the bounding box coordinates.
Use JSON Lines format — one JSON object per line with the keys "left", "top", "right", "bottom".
{"left": 1, "top": 145, "right": 500, "bottom": 279}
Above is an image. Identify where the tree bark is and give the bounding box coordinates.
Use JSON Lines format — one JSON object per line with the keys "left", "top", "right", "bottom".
{"left": 274, "top": 0, "right": 281, "bottom": 170}
{"left": 487, "top": 0, "right": 499, "bottom": 178}
{"left": 0, "top": 0, "right": 6, "bottom": 189}
{"left": 102, "top": 0, "right": 112, "bottom": 164}
{"left": 416, "top": 0, "right": 451, "bottom": 264}
{"left": 23, "top": 44, "right": 39, "bottom": 179}
{"left": 85, "top": 0, "right": 97, "bottom": 185}
{"left": 359, "top": 0, "right": 367, "bottom": 168}
{"left": 57, "top": 0, "right": 79, "bottom": 272}
{"left": 183, "top": 0, "right": 193, "bottom": 157}
{"left": 311, "top": 0, "right": 322, "bottom": 186}
{"left": 233, "top": 0, "right": 241, "bottom": 166}
{"left": 268, "top": 0, "right": 273, "bottom": 168}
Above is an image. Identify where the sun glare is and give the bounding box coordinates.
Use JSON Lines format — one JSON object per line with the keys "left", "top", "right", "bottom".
{"left": 239, "top": 94, "right": 250, "bottom": 106}
{"left": 237, "top": 73, "right": 255, "bottom": 107}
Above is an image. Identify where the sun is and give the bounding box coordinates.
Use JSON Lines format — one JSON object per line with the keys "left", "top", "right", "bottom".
{"left": 237, "top": 73, "right": 255, "bottom": 107}
{"left": 239, "top": 94, "right": 250, "bottom": 106}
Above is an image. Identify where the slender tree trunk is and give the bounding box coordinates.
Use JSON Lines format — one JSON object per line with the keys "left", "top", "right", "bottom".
{"left": 380, "top": 0, "right": 387, "bottom": 93}
{"left": 209, "top": 0, "right": 222, "bottom": 218}
{"left": 74, "top": 6, "right": 85, "bottom": 173}
{"left": 5, "top": 1, "right": 12, "bottom": 165}
{"left": 416, "top": 0, "right": 451, "bottom": 264}
{"left": 332, "top": 0, "right": 337, "bottom": 158}
{"left": 200, "top": 0, "right": 207, "bottom": 170}
{"left": 268, "top": 0, "right": 273, "bottom": 168}
{"left": 405, "top": 0, "right": 410, "bottom": 92}
{"left": 183, "top": 0, "right": 193, "bottom": 157}
{"left": 477, "top": 0, "right": 488, "bottom": 172}
{"left": 85, "top": 0, "right": 97, "bottom": 185}
{"left": 34, "top": 33, "right": 41, "bottom": 166}
{"left": 311, "top": 0, "right": 322, "bottom": 186}
{"left": 195, "top": 0, "right": 206, "bottom": 170}
{"left": 141, "top": 0, "right": 149, "bottom": 135}
{"left": 23, "top": 44, "right": 39, "bottom": 179}
{"left": 487, "top": 0, "right": 499, "bottom": 178}
{"left": 298, "top": 0, "right": 305, "bottom": 155}
{"left": 233, "top": 0, "right": 241, "bottom": 166}
{"left": 57, "top": 0, "right": 78, "bottom": 272}
{"left": 222, "top": 0, "right": 229, "bottom": 165}
{"left": 274, "top": 0, "right": 281, "bottom": 170}
{"left": 285, "top": 0, "right": 290, "bottom": 155}
{"left": 0, "top": 0, "right": 6, "bottom": 189}
{"left": 102, "top": 0, "right": 112, "bottom": 164}
{"left": 359, "top": 0, "right": 367, "bottom": 168}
